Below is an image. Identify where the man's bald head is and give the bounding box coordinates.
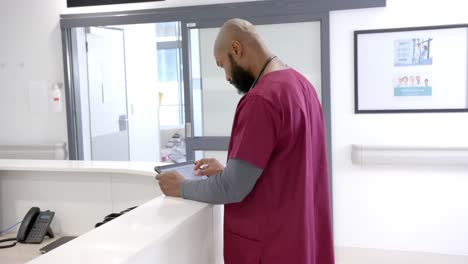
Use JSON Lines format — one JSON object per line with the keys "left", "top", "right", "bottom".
{"left": 213, "top": 18, "right": 274, "bottom": 94}
{"left": 214, "top": 18, "right": 261, "bottom": 54}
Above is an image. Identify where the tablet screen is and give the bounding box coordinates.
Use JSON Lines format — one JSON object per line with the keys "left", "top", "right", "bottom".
{"left": 155, "top": 162, "right": 206, "bottom": 181}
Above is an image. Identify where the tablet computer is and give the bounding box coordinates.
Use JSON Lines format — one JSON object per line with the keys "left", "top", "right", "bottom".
{"left": 154, "top": 162, "right": 207, "bottom": 181}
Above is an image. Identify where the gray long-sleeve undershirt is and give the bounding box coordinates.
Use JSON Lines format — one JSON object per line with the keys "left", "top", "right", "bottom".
{"left": 180, "top": 158, "right": 263, "bottom": 204}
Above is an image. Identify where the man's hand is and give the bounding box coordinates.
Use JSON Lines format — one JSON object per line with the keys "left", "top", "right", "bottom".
{"left": 155, "top": 171, "right": 184, "bottom": 197}
{"left": 194, "top": 158, "right": 225, "bottom": 177}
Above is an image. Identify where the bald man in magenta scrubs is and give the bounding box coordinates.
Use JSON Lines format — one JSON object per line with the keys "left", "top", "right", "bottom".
{"left": 156, "top": 18, "right": 334, "bottom": 264}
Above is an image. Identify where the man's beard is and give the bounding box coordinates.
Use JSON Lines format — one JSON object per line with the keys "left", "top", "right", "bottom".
{"left": 228, "top": 54, "right": 255, "bottom": 94}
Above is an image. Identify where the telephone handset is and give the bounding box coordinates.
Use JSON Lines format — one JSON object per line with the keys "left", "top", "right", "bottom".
{"left": 0, "top": 207, "right": 55, "bottom": 249}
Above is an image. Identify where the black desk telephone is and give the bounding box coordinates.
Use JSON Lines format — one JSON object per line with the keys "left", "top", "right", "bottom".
{"left": 0, "top": 207, "right": 55, "bottom": 249}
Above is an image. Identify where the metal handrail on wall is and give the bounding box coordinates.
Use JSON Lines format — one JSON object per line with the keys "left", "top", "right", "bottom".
{"left": 0, "top": 142, "right": 68, "bottom": 160}
{"left": 351, "top": 144, "right": 468, "bottom": 166}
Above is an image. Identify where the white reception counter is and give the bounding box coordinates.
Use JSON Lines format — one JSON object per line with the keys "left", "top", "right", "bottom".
{"left": 28, "top": 196, "right": 215, "bottom": 264}
{"left": 0, "top": 159, "right": 158, "bottom": 176}
{"left": 0, "top": 159, "right": 222, "bottom": 264}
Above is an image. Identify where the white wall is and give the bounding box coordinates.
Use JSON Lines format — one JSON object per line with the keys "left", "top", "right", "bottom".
{"left": 0, "top": 0, "right": 67, "bottom": 146}
{"left": 330, "top": 0, "right": 468, "bottom": 255}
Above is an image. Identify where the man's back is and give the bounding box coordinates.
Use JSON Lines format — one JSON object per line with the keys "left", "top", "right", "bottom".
{"left": 225, "top": 68, "right": 334, "bottom": 264}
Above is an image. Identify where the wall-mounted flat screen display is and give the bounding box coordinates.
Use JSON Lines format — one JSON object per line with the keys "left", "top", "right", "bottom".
{"left": 355, "top": 24, "right": 468, "bottom": 113}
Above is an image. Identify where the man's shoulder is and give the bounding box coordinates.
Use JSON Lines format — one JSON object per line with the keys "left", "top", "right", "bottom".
{"left": 253, "top": 68, "right": 310, "bottom": 97}
{"left": 238, "top": 93, "right": 276, "bottom": 110}
{"left": 258, "top": 68, "right": 310, "bottom": 90}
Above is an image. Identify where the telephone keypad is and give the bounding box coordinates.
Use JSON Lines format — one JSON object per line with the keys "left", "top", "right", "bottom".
{"left": 24, "top": 212, "right": 54, "bottom": 244}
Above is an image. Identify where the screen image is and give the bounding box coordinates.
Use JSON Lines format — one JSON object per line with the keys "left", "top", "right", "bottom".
{"left": 156, "top": 162, "right": 207, "bottom": 181}
{"left": 355, "top": 25, "right": 468, "bottom": 112}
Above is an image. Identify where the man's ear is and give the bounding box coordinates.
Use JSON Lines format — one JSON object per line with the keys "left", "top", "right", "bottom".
{"left": 231, "top": 40, "right": 242, "bottom": 58}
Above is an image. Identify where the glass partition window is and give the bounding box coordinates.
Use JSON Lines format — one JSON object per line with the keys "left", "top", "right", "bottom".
{"left": 156, "top": 22, "right": 185, "bottom": 127}
{"left": 156, "top": 22, "right": 180, "bottom": 42}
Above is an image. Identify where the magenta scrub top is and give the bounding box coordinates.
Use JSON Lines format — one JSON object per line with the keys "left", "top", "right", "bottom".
{"left": 224, "top": 68, "right": 334, "bottom": 264}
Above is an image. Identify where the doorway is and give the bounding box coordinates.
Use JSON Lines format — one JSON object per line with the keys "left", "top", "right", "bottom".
{"left": 70, "top": 22, "right": 186, "bottom": 162}
{"left": 86, "top": 26, "right": 129, "bottom": 161}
